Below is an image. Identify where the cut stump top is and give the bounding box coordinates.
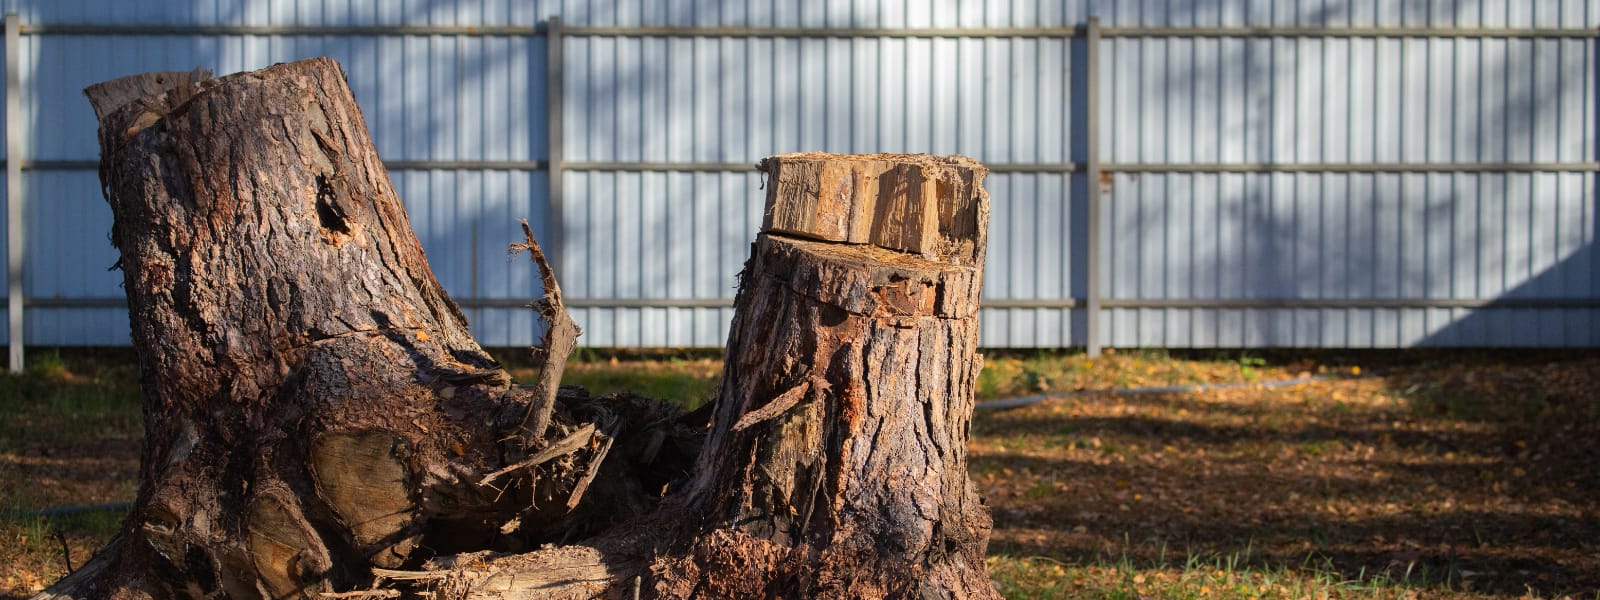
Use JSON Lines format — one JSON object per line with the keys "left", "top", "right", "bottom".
{"left": 760, "top": 152, "right": 990, "bottom": 266}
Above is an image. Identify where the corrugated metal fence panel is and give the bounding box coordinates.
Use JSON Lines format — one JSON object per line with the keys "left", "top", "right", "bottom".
{"left": 388, "top": 170, "right": 550, "bottom": 347}
{"left": 1, "top": 0, "right": 1595, "bottom": 349}
{"left": 1096, "top": 0, "right": 1598, "bottom": 348}
{"left": 553, "top": 0, "right": 1088, "bottom": 352}
{"left": 562, "top": 34, "right": 1076, "bottom": 161}
{"left": 22, "top": 170, "right": 126, "bottom": 345}
{"left": 551, "top": 0, "right": 1085, "bottom": 28}
{"left": 561, "top": 170, "right": 753, "bottom": 347}
{"left": 7, "top": 1, "right": 553, "bottom": 27}
{"left": 2, "top": 0, "right": 557, "bottom": 347}
{"left": 552, "top": 0, "right": 1087, "bottom": 358}
{"left": 562, "top": 30, "right": 1085, "bottom": 347}
{"left": 1099, "top": 173, "right": 1597, "bottom": 348}
{"left": 977, "top": 172, "right": 1085, "bottom": 348}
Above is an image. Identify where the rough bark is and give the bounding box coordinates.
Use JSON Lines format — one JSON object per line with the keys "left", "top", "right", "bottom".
{"left": 662, "top": 154, "right": 996, "bottom": 599}
{"left": 48, "top": 57, "right": 692, "bottom": 600}
{"left": 44, "top": 57, "right": 996, "bottom": 599}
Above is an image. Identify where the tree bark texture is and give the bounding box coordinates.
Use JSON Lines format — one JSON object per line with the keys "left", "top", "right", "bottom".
{"left": 656, "top": 154, "right": 995, "bottom": 598}
{"left": 57, "top": 57, "right": 696, "bottom": 600}
{"left": 47, "top": 58, "right": 997, "bottom": 599}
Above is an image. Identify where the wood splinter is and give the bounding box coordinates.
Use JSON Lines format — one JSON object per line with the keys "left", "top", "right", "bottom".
{"left": 732, "top": 378, "right": 813, "bottom": 432}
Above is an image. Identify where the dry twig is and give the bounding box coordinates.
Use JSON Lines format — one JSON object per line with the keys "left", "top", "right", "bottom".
{"left": 509, "top": 219, "right": 582, "bottom": 442}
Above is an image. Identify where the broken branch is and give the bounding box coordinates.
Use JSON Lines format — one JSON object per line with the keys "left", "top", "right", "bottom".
{"left": 510, "top": 219, "right": 582, "bottom": 442}
{"left": 565, "top": 431, "right": 615, "bottom": 511}
{"left": 478, "top": 423, "right": 597, "bottom": 486}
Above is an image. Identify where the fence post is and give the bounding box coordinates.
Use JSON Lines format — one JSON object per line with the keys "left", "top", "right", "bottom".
{"left": 1084, "top": 16, "right": 1102, "bottom": 358}
{"left": 6, "top": 13, "right": 22, "bottom": 373}
{"left": 546, "top": 16, "right": 565, "bottom": 276}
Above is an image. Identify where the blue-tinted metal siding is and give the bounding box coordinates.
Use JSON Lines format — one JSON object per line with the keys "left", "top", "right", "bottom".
{"left": 1, "top": 0, "right": 1595, "bottom": 349}
{"left": 1093, "top": 0, "right": 1598, "bottom": 348}
{"left": 1, "top": 0, "right": 559, "bottom": 346}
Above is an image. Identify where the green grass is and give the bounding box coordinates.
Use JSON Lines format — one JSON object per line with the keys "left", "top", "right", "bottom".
{"left": 974, "top": 349, "right": 1302, "bottom": 402}
{"left": 557, "top": 366, "right": 720, "bottom": 409}
{"left": 0, "top": 354, "right": 141, "bottom": 453}
{"left": 2, "top": 505, "right": 129, "bottom": 594}
{"left": 5, "top": 513, "right": 63, "bottom": 560}
{"left": 48, "top": 507, "right": 127, "bottom": 537}
{"left": 1236, "top": 353, "right": 1269, "bottom": 382}
{"left": 502, "top": 350, "right": 723, "bottom": 410}
{"left": 4, "top": 505, "right": 127, "bottom": 541}
{"left": 987, "top": 551, "right": 1438, "bottom": 600}
{"left": 0, "top": 350, "right": 141, "bottom": 594}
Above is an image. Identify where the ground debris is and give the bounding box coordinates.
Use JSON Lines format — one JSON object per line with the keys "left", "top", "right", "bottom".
{"left": 7, "top": 350, "right": 1599, "bottom": 599}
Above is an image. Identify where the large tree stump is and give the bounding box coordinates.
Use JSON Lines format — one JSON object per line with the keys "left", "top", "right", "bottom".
{"left": 43, "top": 58, "right": 996, "bottom": 600}
{"left": 51, "top": 57, "right": 693, "bottom": 600}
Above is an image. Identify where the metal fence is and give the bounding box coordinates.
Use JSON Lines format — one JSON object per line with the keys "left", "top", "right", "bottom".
{"left": 1, "top": 1, "right": 1596, "bottom": 368}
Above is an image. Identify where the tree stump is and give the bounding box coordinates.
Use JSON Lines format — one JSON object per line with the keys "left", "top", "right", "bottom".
{"left": 657, "top": 153, "right": 996, "bottom": 598}
{"left": 43, "top": 58, "right": 996, "bottom": 600}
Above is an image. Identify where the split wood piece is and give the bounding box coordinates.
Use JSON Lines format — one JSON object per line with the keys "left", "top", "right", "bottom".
{"left": 429, "top": 544, "right": 648, "bottom": 598}
{"left": 248, "top": 487, "right": 335, "bottom": 598}
{"left": 319, "top": 591, "right": 400, "bottom": 599}
{"left": 565, "top": 430, "right": 615, "bottom": 511}
{"left": 479, "top": 423, "right": 596, "bottom": 485}
{"left": 761, "top": 152, "right": 990, "bottom": 266}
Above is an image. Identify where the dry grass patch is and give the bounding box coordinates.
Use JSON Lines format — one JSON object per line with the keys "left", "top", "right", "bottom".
{"left": 974, "top": 352, "right": 1600, "bottom": 598}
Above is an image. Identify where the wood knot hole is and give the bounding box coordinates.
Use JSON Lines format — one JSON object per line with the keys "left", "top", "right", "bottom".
{"left": 314, "top": 173, "right": 352, "bottom": 237}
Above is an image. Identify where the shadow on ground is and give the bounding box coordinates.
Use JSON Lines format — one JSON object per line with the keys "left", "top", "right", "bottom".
{"left": 970, "top": 352, "right": 1600, "bottom": 597}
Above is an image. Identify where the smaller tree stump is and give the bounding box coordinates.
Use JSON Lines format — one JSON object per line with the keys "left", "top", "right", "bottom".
{"left": 657, "top": 153, "right": 998, "bottom": 598}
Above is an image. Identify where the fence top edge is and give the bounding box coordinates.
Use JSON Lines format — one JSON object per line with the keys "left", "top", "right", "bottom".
{"left": 12, "top": 22, "right": 1596, "bottom": 39}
